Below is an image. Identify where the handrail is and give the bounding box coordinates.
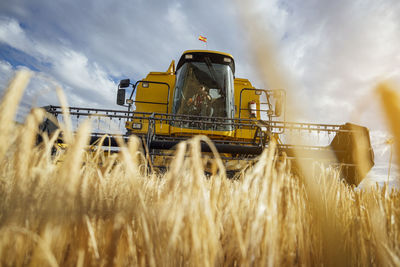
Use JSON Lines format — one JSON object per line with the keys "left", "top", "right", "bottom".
{"left": 238, "top": 88, "right": 286, "bottom": 128}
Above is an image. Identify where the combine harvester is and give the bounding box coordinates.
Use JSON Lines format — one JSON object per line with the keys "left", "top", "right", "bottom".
{"left": 41, "top": 50, "right": 374, "bottom": 185}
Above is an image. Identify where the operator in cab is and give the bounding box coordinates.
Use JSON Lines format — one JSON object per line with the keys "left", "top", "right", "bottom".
{"left": 186, "top": 85, "right": 212, "bottom": 116}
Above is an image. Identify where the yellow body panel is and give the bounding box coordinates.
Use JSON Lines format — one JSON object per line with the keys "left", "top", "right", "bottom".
{"left": 234, "top": 78, "right": 260, "bottom": 139}
{"left": 127, "top": 67, "right": 176, "bottom": 135}
{"left": 135, "top": 72, "right": 175, "bottom": 114}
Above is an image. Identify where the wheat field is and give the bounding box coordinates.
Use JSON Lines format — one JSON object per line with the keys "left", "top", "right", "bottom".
{"left": 1, "top": 70, "right": 400, "bottom": 266}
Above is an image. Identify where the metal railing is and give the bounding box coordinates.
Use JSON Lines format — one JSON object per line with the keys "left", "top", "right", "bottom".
{"left": 43, "top": 105, "right": 362, "bottom": 135}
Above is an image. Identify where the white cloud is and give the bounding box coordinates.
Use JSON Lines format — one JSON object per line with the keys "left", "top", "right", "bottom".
{"left": 234, "top": 0, "right": 400, "bottom": 128}
{"left": 0, "top": 60, "right": 13, "bottom": 89}
{"left": 51, "top": 50, "right": 116, "bottom": 104}
{"left": 281, "top": 0, "right": 400, "bottom": 121}
{"left": 0, "top": 16, "right": 117, "bottom": 109}
{"left": 0, "top": 17, "right": 29, "bottom": 52}
{"left": 166, "top": 3, "right": 191, "bottom": 40}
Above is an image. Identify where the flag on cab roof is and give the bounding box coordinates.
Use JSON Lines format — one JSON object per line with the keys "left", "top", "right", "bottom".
{"left": 198, "top": 35, "right": 207, "bottom": 42}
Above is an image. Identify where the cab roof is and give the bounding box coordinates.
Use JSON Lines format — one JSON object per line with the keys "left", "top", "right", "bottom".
{"left": 182, "top": 50, "right": 234, "bottom": 58}
{"left": 176, "top": 50, "right": 235, "bottom": 74}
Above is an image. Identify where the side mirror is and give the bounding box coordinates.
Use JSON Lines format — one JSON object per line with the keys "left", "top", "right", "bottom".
{"left": 119, "top": 79, "right": 130, "bottom": 88}
{"left": 117, "top": 88, "right": 126, "bottom": 106}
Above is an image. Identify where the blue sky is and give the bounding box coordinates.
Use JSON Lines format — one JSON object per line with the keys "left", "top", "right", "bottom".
{"left": 1, "top": 0, "right": 400, "bottom": 177}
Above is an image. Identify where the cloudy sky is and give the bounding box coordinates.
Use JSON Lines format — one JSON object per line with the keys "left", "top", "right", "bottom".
{"left": 1, "top": 0, "right": 400, "bottom": 176}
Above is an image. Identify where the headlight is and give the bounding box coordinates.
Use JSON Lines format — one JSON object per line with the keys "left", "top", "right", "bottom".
{"left": 131, "top": 123, "right": 142, "bottom": 129}
{"left": 126, "top": 121, "right": 142, "bottom": 130}
{"left": 224, "top": 57, "right": 232, "bottom": 63}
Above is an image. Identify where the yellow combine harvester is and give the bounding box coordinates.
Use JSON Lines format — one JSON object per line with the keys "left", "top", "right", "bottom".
{"left": 42, "top": 50, "right": 374, "bottom": 185}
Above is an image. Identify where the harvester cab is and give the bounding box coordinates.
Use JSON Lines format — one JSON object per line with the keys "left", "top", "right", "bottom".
{"left": 42, "top": 50, "right": 374, "bottom": 185}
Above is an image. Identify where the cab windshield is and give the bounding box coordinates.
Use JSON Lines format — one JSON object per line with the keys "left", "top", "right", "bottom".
{"left": 172, "top": 60, "right": 234, "bottom": 130}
